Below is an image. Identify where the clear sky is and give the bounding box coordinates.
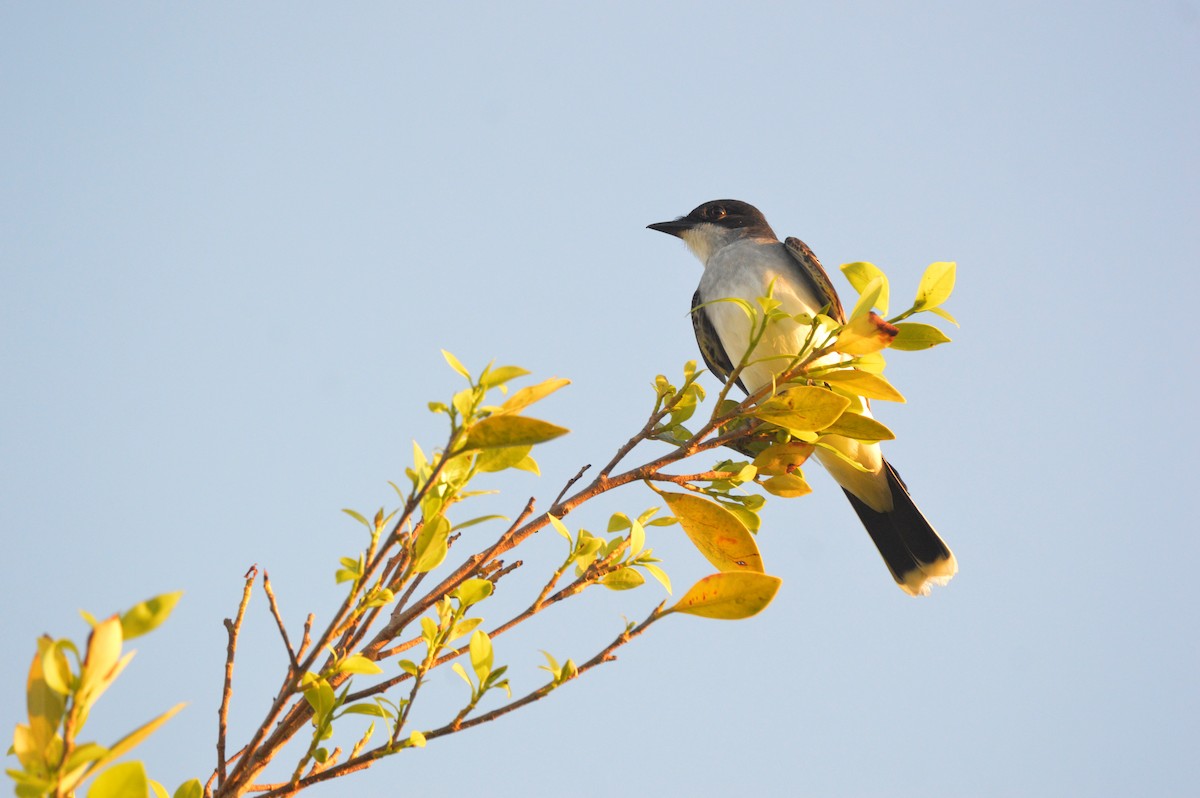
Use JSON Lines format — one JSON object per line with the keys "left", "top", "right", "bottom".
{"left": 2, "top": 2, "right": 1197, "bottom": 796}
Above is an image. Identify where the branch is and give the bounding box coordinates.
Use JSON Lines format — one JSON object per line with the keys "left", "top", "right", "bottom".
{"left": 216, "top": 565, "right": 257, "bottom": 794}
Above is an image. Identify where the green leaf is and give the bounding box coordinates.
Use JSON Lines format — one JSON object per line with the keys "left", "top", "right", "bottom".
{"left": 890, "top": 322, "right": 952, "bottom": 351}
{"left": 460, "top": 416, "right": 569, "bottom": 451}
{"left": 513, "top": 455, "right": 540, "bottom": 475}
{"left": 666, "top": 572, "right": 783, "bottom": 620}
{"left": 479, "top": 364, "right": 530, "bottom": 388}
{"left": 914, "top": 261, "right": 956, "bottom": 310}
{"left": 469, "top": 630, "right": 493, "bottom": 683}
{"left": 63, "top": 741, "right": 108, "bottom": 772}
{"left": 441, "top": 349, "right": 472, "bottom": 380}
{"left": 607, "top": 512, "right": 632, "bottom": 532}
{"left": 304, "top": 679, "right": 336, "bottom": 722}
{"left": 817, "top": 369, "right": 906, "bottom": 402}
{"left": 819, "top": 411, "right": 895, "bottom": 442}
{"left": 601, "top": 567, "right": 645, "bottom": 590}
{"left": 927, "top": 305, "right": 959, "bottom": 326}
{"left": 628, "top": 520, "right": 646, "bottom": 558}
{"left": 341, "top": 508, "right": 371, "bottom": 530}
{"left": 761, "top": 473, "right": 813, "bottom": 498}
{"left": 39, "top": 638, "right": 73, "bottom": 696}
{"left": 499, "top": 377, "right": 571, "bottom": 414}
{"left": 336, "top": 654, "right": 383, "bottom": 676}
{"left": 475, "top": 444, "right": 533, "bottom": 472}
{"left": 660, "top": 492, "right": 764, "bottom": 573}
{"left": 450, "top": 617, "right": 483, "bottom": 641}
{"left": 752, "top": 442, "right": 814, "bottom": 476}
{"left": 341, "top": 703, "right": 389, "bottom": 718}
{"left": 840, "top": 261, "right": 889, "bottom": 316}
{"left": 643, "top": 563, "right": 672, "bottom": 594}
{"left": 452, "top": 578, "right": 494, "bottom": 609}
{"left": 172, "top": 779, "right": 202, "bottom": 798}
{"left": 848, "top": 276, "right": 885, "bottom": 321}
{"left": 453, "top": 514, "right": 507, "bottom": 531}
{"left": 89, "top": 761, "right": 148, "bottom": 798}
{"left": 548, "top": 514, "right": 572, "bottom": 541}
{"left": 412, "top": 516, "right": 451, "bottom": 574}
{"left": 752, "top": 386, "right": 850, "bottom": 435}
{"left": 398, "top": 660, "right": 419, "bottom": 676}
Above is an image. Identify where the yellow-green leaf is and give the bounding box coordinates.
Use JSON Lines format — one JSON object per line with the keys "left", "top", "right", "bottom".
{"left": 601, "top": 567, "right": 646, "bottom": 591}
{"left": 452, "top": 578, "right": 494, "bottom": 608}
{"left": 666, "top": 572, "right": 783, "bottom": 620}
{"left": 441, "top": 349, "right": 471, "bottom": 380}
{"left": 475, "top": 444, "right": 533, "bottom": 473}
{"left": 461, "top": 416, "right": 568, "bottom": 451}
{"left": 412, "top": 516, "right": 450, "bottom": 574}
{"left": 819, "top": 411, "right": 895, "bottom": 442}
{"left": 79, "top": 616, "right": 124, "bottom": 701}
{"left": 848, "top": 275, "right": 886, "bottom": 321}
{"left": 173, "top": 779, "right": 203, "bottom": 798}
{"left": 660, "top": 492, "right": 764, "bottom": 573}
{"left": 408, "top": 731, "right": 427, "bottom": 748}
{"left": 336, "top": 654, "right": 383, "bottom": 676}
{"left": 499, "top": 377, "right": 571, "bottom": 414}
{"left": 120, "top": 592, "right": 182, "bottom": 641}
{"left": 890, "top": 322, "right": 952, "bottom": 351}
{"left": 469, "top": 630, "right": 493, "bottom": 683}
{"left": 818, "top": 369, "right": 906, "bottom": 402}
{"left": 479, "top": 365, "right": 530, "bottom": 388}
{"left": 915, "top": 261, "right": 956, "bottom": 310}
{"left": 840, "top": 261, "right": 889, "bottom": 316}
{"left": 88, "top": 760, "right": 148, "bottom": 798}
{"left": 762, "top": 473, "right": 813, "bottom": 498}
{"left": 753, "top": 386, "right": 850, "bottom": 434}
{"left": 752, "top": 442, "right": 814, "bottom": 476}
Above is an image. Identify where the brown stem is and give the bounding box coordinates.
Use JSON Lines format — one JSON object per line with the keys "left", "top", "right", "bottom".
{"left": 215, "top": 565, "right": 257, "bottom": 794}
{"left": 262, "top": 571, "right": 298, "bottom": 675}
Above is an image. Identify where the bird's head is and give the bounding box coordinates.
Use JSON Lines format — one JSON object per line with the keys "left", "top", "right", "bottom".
{"left": 647, "top": 199, "right": 778, "bottom": 263}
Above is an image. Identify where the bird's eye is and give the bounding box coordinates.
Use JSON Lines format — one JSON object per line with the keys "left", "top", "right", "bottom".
{"left": 706, "top": 205, "right": 727, "bottom": 220}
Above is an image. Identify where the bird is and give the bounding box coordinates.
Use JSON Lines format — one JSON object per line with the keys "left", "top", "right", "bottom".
{"left": 648, "top": 199, "right": 956, "bottom": 596}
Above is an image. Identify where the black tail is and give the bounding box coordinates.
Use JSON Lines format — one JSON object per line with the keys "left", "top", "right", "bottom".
{"left": 842, "top": 461, "right": 956, "bottom": 596}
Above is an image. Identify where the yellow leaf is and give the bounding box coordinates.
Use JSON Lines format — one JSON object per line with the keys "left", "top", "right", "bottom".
{"left": 832, "top": 312, "right": 898, "bottom": 356}
{"left": 753, "top": 385, "right": 850, "bottom": 435}
{"left": 819, "top": 411, "right": 895, "bottom": 442}
{"left": 915, "top": 261, "right": 956, "bottom": 310}
{"left": 499, "top": 377, "right": 571, "bottom": 414}
{"left": 79, "top": 616, "right": 123, "bottom": 702}
{"left": 817, "top": 369, "right": 906, "bottom": 402}
{"left": 667, "top": 572, "right": 782, "bottom": 620}
{"left": 752, "top": 442, "right": 814, "bottom": 476}
{"left": 840, "top": 261, "right": 890, "bottom": 316}
{"left": 461, "top": 416, "right": 568, "bottom": 451}
{"left": 762, "top": 473, "right": 813, "bottom": 498}
{"left": 660, "top": 492, "right": 764, "bottom": 573}
{"left": 891, "top": 322, "right": 952, "bottom": 351}
{"left": 441, "top": 349, "right": 471, "bottom": 379}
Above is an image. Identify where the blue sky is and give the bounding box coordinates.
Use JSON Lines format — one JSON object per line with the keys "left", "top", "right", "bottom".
{"left": 2, "top": 2, "right": 1197, "bottom": 796}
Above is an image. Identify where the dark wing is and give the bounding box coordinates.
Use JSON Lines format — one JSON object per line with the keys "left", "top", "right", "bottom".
{"left": 783, "top": 237, "right": 845, "bottom": 323}
{"left": 689, "top": 289, "right": 746, "bottom": 392}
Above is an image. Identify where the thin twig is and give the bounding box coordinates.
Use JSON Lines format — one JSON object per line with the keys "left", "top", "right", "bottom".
{"left": 297, "top": 614, "right": 314, "bottom": 662}
{"left": 256, "top": 604, "right": 666, "bottom": 797}
{"left": 216, "top": 565, "right": 258, "bottom": 793}
{"left": 262, "top": 571, "right": 299, "bottom": 674}
{"left": 552, "top": 464, "right": 590, "bottom": 506}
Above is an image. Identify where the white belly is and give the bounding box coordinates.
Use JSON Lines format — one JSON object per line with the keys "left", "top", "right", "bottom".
{"left": 697, "top": 239, "right": 890, "bottom": 510}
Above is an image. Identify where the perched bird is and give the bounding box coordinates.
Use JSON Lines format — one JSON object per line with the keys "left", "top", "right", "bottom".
{"left": 648, "top": 199, "right": 956, "bottom": 595}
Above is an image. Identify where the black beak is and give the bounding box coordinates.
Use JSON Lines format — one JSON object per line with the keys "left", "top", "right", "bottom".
{"left": 647, "top": 218, "right": 692, "bottom": 238}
